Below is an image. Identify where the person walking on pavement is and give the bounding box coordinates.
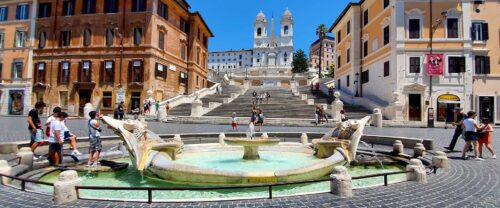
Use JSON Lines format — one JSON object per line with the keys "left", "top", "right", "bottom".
{"left": 445, "top": 108, "right": 467, "bottom": 152}
{"left": 27, "top": 101, "right": 46, "bottom": 159}
{"left": 461, "top": 111, "right": 483, "bottom": 161}
{"left": 478, "top": 118, "right": 496, "bottom": 159}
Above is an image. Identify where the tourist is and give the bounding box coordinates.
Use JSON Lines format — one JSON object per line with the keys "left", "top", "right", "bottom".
{"left": 257, "top": 109, "right": 264, "bottom": 132}
{"left": 166, "top": 101, "right": 171, "bottom": 116}
{"left": 340, "top": 110, "right": 348, "bottom": 122}
{"left": 249, "top": 109, "right": 258, "bottom": 139}
{"left": 61, "top": 112, "right": 82, "bottom": 156}
{"left": 218, "top": 85, "right": 223, "bottom": 95}
{"left": 265, "top": 91, "right": 270, "bottom": 104}
{"left": 445, "top": 108, "right": 467, "bottom": 152}
{"left": 231, "top": 112, "right": 238, "bottom": 131}
{"left": 478, "top": 118, "right": 496, "bottom": 159}
{"left": 45, "top": 107, "right": 62, "bottom": 137}
{"left": 117, "top": 101, "right": 125, "bottom": 120}
{"left": 314, "top": 106, "right": 320, "bottom": 126}
{"left": 27, "top": 101, "right": 46, "bottom": 159}
{"left": 252, "top": 90, "right": 257, "bottom": 106}
{"left": 87, "top": 111, "right": 103, "bottom": 167}
{"left": 315, "top": 82, "right": 320, "bottom": 91}
{"left": 461, "top": 111, "right": 483, "bottom": 161}
{"left": 321, "top": 106, "right": 329, "bottom": 123}
{"left": 48, "top": 112, "right": 64, "bottom": 166}
{"left": 132, "top": 104, "right": 140, "bottom": 120}
{"left": 155, "top": 101, "right": 160, "bottom": 115}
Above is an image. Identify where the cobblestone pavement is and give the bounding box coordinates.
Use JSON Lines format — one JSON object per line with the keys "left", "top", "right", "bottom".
{"left": 1, "top": 116, "right": 499, "bottom": 207}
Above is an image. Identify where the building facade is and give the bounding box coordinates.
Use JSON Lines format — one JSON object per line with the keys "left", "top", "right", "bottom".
{"left": 309, "top": 36, "right": 335, "bottom": 73}
{"left": 330, "top": 0, "right": 482, "bottom": 123}
{"left": 32, "top": 0, "right": 212, "bottom": 116}
{"left": 208, "top": 49, "right": 253, "bottom": 73}
{"left": 0, "top": 0, "right": 36, "bottom": 115}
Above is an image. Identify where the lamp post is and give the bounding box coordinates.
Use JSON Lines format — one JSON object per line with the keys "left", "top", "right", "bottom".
{"left": 354, "top": 72, "right": 360, "bottom": 97}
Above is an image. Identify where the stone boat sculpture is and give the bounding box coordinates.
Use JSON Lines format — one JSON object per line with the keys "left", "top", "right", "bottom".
{"left": 102, "top": 116, "right": 371, "bottom": 184}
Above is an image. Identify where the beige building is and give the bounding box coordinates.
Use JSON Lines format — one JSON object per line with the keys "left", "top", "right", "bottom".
{"left": 0, "top": 0, "right": 36, "bottom": 115}
{"left": 309, "top": 36, "right": 335, "bottom": 74}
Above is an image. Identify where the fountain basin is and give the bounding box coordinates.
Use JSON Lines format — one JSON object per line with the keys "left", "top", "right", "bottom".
{"left": 223, "top": 137, "right": 280, "bottom": 160}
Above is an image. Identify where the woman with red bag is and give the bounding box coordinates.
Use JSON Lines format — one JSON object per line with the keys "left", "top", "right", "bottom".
{"left": 478, "top": 118, "right": 496, "bottom": 159}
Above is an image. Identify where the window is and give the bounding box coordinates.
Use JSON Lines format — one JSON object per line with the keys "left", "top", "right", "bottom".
{"left": 337, "top": 55, "right": 341, "bottom": 68}
{"left": 337, "top": 79, "right": 341, "bottom": 90}
{"left": 361, "top": 70, "right": 369, "bottom": 84}
{"left": 12, "top": 61, "right": 23, "bottom": 79}
{"left": 80, "top": 61, "right": 92, "bottom": 82}
{"left": 104, "top": 0, "right": 119, "bottom": 13}
{"left": 34, "top": 62, "right": 46, "bottom": 83}
{"left": 102, "top": 92, "right": 113, "bottom": 108}
{"left": 132, "top": 0, "right": 146, "bottom": 12}
{"left": 158, "top": 2, "right": 168, "bottom": 19}
{"left": 383, "top": 0, "right": 390, "bottom": 9}
{"left": 59, "top": 92, "right": 68, "bottom": 108}
{"left": 59, "top": 61, "right": 70, "bottom": 83}
{"left": 62, "top": 0, "right": 75, "bottom": 16}
{"left": 284, "top": 25, "right": 289, "bottom": 35}
{"left": 257, "top": 28, "right": 262, "bottom": 36}
{"left": 0, "top": 32, "right": 4, "bottom": 48}
{"left": 128, "top": 60, "right": 143, "bottom": 82}
{"left": 448, "top": 57, "right": 466, "bottom": 73}
{"left": 475, "top": 56, "right": 490, "bottom": 74}
{"left": 409, "top": 19, "right": 421, "bottom": 39}
{"left": 446, "top": 18, "right": 459, "bottom": 39}
{"left": 409, "top": 57, "right": 420, "bottom": 73}
{"left": 346, "top": 48, "right": 350, "bottom": 63}
{"left": 155, "top": 63, "right": 167, "bottom": 79}
{"left": 38, "top": 3, "right": 51, "bottom": 18}
{"left": 180, "top": 19, "right": 189, "bottom": 33}
{"left": 38, "top": 32, "right": 46, "bottom": 48}
{"left": 83, "top": 29, "right": 91, "bottom": 47}
{"left": 59, "top": 31, "right": 71, "bottom": 47}
{"left": 346, "top": 75, "right": 350, "bottom": 87}
{"left": 105, "top": 28, "right": 114, "bottom": 46}
{"left": 337, "top": 30, "right": 342, "bottom": 43}
{"left": 384, "top": 61, "right": 390, "bottom": 77}
{"left": 158, "top": 31, "right": 165, "bottom": 50}
{"left": 363, "top": 41, "right": 368, "bottom": 57}
{"left": 346, "top": 21, "right": 350, "bottom": 35}
{"left": 82, "top": 0, "right": 96, "bottom": 14}
{"left": 363, "top": 10, "right": 369, "bottom": 26}
{"left": 133, "top": 27, "right": 142, "bottom": 46}
{"left": 471, "top": 22, "right": 488, "bottom": 41}
{"left": 16, "top": 4, "right": 29, "bottom": 20}
{"left": 383, "top": 25, "right": 390, "bottom": 45}
{"left": 101, "top": 61, "right": 114, "bottom": 83}
{"left": 0, "top": 7, "right": 8, "bottom": 21}
{"left": 15, "top": 30, "right": 26, "bottom": 47}
{"left": 0, "top": 63, "right": 2, "bottom": 80}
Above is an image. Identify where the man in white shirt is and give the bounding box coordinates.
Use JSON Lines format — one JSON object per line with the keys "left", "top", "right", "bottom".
{"left": 60, "top": 112, "right": 82, "bottom": 156}
{"left": 48, "top": 113, "right": 64, "bottom": 166}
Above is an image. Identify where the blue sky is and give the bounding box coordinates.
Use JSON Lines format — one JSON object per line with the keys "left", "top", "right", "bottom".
{"left": 189, "top": 0, "right": 352, "bottom": 56}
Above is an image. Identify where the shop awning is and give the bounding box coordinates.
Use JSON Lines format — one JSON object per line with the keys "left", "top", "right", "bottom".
{"left": 438, "top": 94, "right": 460, "bottom": 104}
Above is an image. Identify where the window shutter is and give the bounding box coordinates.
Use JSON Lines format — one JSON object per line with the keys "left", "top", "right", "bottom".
{"left": 485, "top": 56, "right": 490, "bottom": 74}
{"left": 470, "top": 26, "right": 475, "bottom": 40}
{"left": 33, "top": 63, "right": 38, "bottom": 83}
{"left": 15, "top": 6, "right": 20, "bottom": 20}
{"left": 459, "top": 57, "right": 466, "bottom": 73}
{"left": 483, "top": 23, "right": 489, "bottom": 40}
{"left": 100, "top": 61, "right": 105, "bottom": 83}
{"left": 128, "top": 61, "right": 133, "bottom": 82}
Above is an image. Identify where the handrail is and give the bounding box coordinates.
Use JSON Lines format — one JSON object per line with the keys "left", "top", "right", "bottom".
{"left": 0, "top": 172, "right": 54, "bottom": 192}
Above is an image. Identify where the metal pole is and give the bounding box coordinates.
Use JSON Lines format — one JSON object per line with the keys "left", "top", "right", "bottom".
{"left": 428, "top": 0, "right": 434, "bottom": 128}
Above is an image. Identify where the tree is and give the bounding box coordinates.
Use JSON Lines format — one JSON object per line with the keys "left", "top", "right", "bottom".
{"left": 327, "top": 63, "right": 335, "bottom": 78}
{"left": 292, "top": 49, "right": 308, "bottom": 73}
{"left": 316, "top": 24, "right": 327, "bottom": 78}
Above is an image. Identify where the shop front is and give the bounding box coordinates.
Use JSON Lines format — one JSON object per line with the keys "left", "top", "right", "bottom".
{"left": 437, "top": 94, "right": 461, "bottom": 122}
{"left": 478, "top": 96, "right": 495, "bottom": 123}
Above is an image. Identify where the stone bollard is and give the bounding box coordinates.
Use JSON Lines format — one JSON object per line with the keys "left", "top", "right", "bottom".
{"left": 261, "top": 133, "right": 269, "bottom": 139}
{"left": 17, "top": 147, "right": 34, "bottom": 170}
{"left": 190, "top": 99, "right": 203, "bottom": 117}
{"left": 173, "top": 134, "right": 182, "bottom": 142}
{"left": 406, "top": 159, "right": 427, "bottom": 184}
{"left": 393, "top": 140, "right": 404, "bottom": 156}
{"left": 300, "top": 133, "right": 308, "bottom": 145}
{"left": 372, "top": 108, "right": 383, "bottom": 128}
{"left": 157, "top": 106, "right": 167, "bottom": 121}
{"left": 330, "top": 166, "right": 353, "bottom": 198}
{"left": 53, "top": 170, "right": 82, "bottom": 205}
{"left": 432, "top": 151, "right": 449, "bottom": 169}
{"left": 219, "top": 133, "right": 226, "bottom": 146}
{"left": 413, "top": 143, "right": 426, "bottom": 158}
{"left": 0, "top": 160, "right": 12, "bottom": 185}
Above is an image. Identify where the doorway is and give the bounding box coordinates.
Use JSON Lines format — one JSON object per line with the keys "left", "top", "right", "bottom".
{"left": 130, "top": 92, "right": 141, "bottom": 113}
{"left": 408, "top": 94, "right": 421, "bottom": 121}
{"left": 78, "top": 90, "right": 92, "bottom": 116}
{"left": 479, "top": 96, "right": 494, "bottom": 122}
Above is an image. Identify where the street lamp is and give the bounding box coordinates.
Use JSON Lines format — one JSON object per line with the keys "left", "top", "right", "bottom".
{"left": 354, "top": 72, "right": 360, "bottom": 97}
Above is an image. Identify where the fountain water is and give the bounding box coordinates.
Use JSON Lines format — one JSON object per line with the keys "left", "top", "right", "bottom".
{"left": 359, "top": 141, "right": 384, "bottom": 169}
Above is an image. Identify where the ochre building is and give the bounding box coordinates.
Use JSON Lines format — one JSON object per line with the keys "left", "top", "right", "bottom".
{"left": 32, "top": 0, "right": 213, "bottom": 116}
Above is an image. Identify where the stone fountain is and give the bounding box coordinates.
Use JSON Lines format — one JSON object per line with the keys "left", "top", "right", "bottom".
{"left": 224, "top": 136, "right": 280, "bottom": 160}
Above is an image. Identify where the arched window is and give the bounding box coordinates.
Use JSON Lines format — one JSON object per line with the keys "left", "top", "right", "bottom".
{"left": 257, "top": 27, "right": 262, "bottom": 36}
{"left": 284, "top": 25, "right": 289, "bottom": 35}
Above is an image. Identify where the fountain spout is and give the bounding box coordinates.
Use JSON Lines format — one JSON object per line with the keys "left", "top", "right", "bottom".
{"left": 224, "top": 137, "right": 280, "bottom": 160}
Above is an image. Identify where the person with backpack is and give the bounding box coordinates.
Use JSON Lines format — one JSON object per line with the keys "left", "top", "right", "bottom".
{"left": 27, "top": 101, "right": 46, "bottom": 159}
{"left": 47, "top": 112, "right": 64, "bottom": 166}
{"left": 87, "top": 111, "right": 103, "bottom": 167}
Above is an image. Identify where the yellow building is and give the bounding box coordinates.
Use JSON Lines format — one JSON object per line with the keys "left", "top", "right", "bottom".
{"left": 330, "top": 0, "right": 484, "bottom": 123}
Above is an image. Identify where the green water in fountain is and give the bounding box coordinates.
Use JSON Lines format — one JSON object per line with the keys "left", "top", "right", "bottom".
{"left": 39, "top": 157, "right": 406, "bottom": 201}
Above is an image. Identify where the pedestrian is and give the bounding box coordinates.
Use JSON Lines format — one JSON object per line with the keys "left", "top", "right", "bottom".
{"left": 478, "top": 118, "right": 496, "bottom": 159}
{"left": 315, "top": 82, "right": 320, "bottom": 91}
{"left": 61, "top": 112, "right": 82, "bottom": 156}
{"left": 231, "top": 112, "right": 238, "bottom": 131}
{"left": 87, "top": 111, "right": 103, "bottom": 167}
{"left": 252, "top": 90, "right": 257, "bottom": 106}
{"left": 256, "top": 109, "right": 264, "bottom": 132}
{"left": 48, "top": 112, "right": 64, "bottom": 166}
{"left": 27, "top": 101, "right": 46, "bottom": 159}
{"left": 461, "top": 111, "right": 483, "bottom": 161}
{"left": 166, "top": 101, "right": 171, "bottom": 116}
{"left": 321, "top": 106, "right": 329, "bottom": 123}
{"left": 45, "top": 107, "right": 62, "bottom": 137}
{"left": 218, "top": 85, "right": 223, "bottom": 95}
{"left": 265, "top": 91, "right": 270, "bottom": 104}
{"left": 340, "top": 110, "right": 348, "bottom": 122}
{"left": 216, "top": 85, "right": 220, "bottom": 94}
{"left": 314, "top": 106, "right": 320, "bottom": 126}
{"left": 445, "top": 108, "right": 467, "bottom": 152}
{"left": 117, "top": 101, "right": 125, "bottom": 120}
{"left": 143, "top": 100, "right": 150, "bottom": 115}
{"left": 132, "top": 104, "right": 140, "bottom": 120}
{"left": 155, "top": 100, "right": 160, "bottom": 115}
{"left": 249, "top": 109, "right": 258, "bottom": 139}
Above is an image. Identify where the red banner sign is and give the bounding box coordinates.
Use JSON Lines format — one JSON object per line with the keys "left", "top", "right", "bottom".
{"left": 426, "top": 54, "right": 444, "bottom": 76}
